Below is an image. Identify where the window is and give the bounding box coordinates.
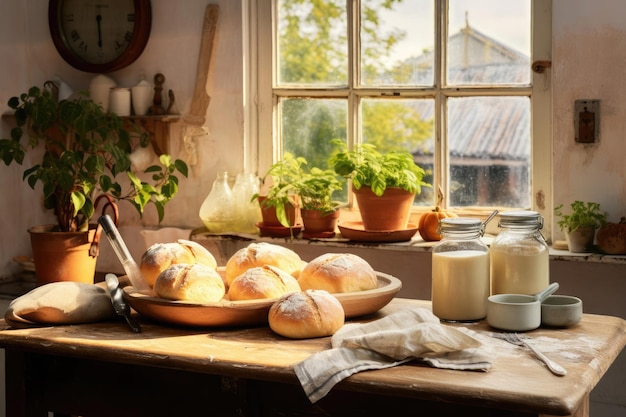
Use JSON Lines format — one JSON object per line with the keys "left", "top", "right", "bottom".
{"left": 250, "top": 0, "right": 552, "bottom": 233}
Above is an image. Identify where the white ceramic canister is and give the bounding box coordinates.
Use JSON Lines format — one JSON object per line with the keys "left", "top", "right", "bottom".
{"left": 431, "top": 218, "right": 490, "bottom": 322}
{"left": 109, "top": 88, "right": 132, "bottom": 116}
{"left": 131, "top": 79, "right": 154, "bottom": 116}
{"left": 490, "top": 210, "right": 549, "bottom": 295}
{"left": 89, "top": 74, "right": 116, "bottom": 112}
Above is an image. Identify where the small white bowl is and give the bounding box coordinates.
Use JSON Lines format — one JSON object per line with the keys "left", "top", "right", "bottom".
{"left": 487, "top": 294, "right": 541, "bottom": 331}
{"left": 541, "top": 295, "right": 583, "bottom": 327}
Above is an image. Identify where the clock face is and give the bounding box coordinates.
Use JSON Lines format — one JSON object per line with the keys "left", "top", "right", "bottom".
{"left": 49, "top": 0, "right": 151, "bottom": 73}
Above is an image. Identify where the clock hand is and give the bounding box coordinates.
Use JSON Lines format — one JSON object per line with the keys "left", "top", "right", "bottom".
{"left": 96, "top": 15, "right": 103, "bottom": 48}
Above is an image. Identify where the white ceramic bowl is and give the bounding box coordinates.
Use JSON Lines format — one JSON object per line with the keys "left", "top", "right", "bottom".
{"left": 541, "top": 295, "right": 583, "bottom": 327}
{"left": 487, "top": 294, "right": 541, "bottom": 331}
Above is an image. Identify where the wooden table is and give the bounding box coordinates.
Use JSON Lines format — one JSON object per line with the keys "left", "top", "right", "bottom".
{"left": 0, "top": 298, "right": 624, "bottom": 417}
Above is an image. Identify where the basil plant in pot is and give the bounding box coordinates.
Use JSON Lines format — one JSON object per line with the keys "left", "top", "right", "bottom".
{"left": 0, "top": 85, "right": 188, "bottom": 284}
{"left": 330, "top": 140, "right": 430, "bottom": 231}
{"left": 554, "top": 200, "right": 607, "bottom": 253}
{"left": 254, "top": 152, "right": 304, "bottom": 236}
{"left": 296, "top": 165, "right": 344, "bottom": 238}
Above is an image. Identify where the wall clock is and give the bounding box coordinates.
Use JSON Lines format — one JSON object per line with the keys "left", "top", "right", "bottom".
{"left": 48, "top": 0, "right": 152, "bottom": 73}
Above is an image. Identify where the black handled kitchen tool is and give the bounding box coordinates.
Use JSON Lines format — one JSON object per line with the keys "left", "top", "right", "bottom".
{"left": 105, "top": 273, "right": 141, "bottom": 333}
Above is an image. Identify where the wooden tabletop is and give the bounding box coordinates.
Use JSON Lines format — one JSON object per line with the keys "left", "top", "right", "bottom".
{"left": 0, "top": 298, "right": 624, "bottom": 416}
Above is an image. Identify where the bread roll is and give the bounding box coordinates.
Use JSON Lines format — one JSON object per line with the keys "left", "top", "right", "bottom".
{"left": 298, "top": 253, "right": 378, "bottom": 293}
{"left": 155, "top": 263, "right": 225, "bottom": 303}
{"left": 269, "top": 290, "right": 345, "bottom": 339}
{"left": 140, "top": 241, "right": 218, "bottom": 288}
{"left": 228, "top": 265, "right": 301, "bottom": 301}
{"left": 225, "top": 242, "right": 306, "bottom": 286}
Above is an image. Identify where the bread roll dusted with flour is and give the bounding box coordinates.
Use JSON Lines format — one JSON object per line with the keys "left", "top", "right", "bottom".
{"left": 155, "top": 263, "right": 225, "bottom": 303}
{"left": 298, "top": 253, "right": 378, "bottom": 293}
{"left": 140, "top": 241, "right": 218, "bottom": 288}
{"left": 225, "top": 242, "right": 306, "bottom": 286}
{"left": 228, "top": 265, "right": 301, "bottom": 301}
{"left": 269, "top": 290, "right": 345, "bottom": 339}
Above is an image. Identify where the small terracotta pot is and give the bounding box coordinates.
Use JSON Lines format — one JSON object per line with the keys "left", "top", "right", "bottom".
{"left": 28, "top": 224, "right": 98, "bottom": 285}
{"left": 301, "top": 208, "right": 339, "bottom": 238}
{"left": 353, "top": 186, "right": 415, "bottom": 231}
{"left": 258, "top": 196, "right": 299, "bottom": 227}
{"left": 565, "top": 225, "right": 596, "bottom": 253}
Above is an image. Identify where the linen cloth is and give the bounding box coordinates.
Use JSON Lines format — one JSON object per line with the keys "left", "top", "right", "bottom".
{"left": 5, "top": 281, "right": 115, "bottom": 328}
{"left": 294, "top": 307, "right": 491, "bottom": 403}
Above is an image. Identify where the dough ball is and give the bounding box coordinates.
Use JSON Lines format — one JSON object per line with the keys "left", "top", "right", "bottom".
{"left": 269, "top": 290, "right": 345, "bottom": 339}
{"left": 225, "top": 242, "right": 306, "bottom": 286}
{"left": 140, "top": 241, "right": 218, "bottom": 288}
{"left": 228, "top": 265, "right": 301, "bottom": 301}
{"left": 155, "top": 263, "right": 225, "bottom": 303}
{"left": 298, "top": 253, "right": 378, "bottom": 293}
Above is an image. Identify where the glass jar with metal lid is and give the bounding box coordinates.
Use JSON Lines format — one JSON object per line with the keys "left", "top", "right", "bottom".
{"left": 431, "top": 218, "right": 490, "bottom": 322}
{"left": 490, "top": 210, "right": 549, "bottom": 295}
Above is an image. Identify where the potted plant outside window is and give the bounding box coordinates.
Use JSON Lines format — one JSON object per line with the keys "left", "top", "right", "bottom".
{"left": 554, "top": 200, "right": 607, "bottom": 253}
{"left": 329, "top": 140, "right": 430, "bottom": 231}
{"left": 0, "top": 85, "right": 188, "bottom": 284}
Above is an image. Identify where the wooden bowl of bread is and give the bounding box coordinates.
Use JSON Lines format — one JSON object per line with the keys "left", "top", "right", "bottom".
{"left": 122, "top": 241, "right": 401, "bottom": 330}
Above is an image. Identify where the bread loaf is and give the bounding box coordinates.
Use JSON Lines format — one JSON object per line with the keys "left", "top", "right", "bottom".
{"left": 140, "top": 241, "right": 218, "bottom": 288}
{"left": 269, "top": 290, "right": 345, "bottom": 339}
{"left": 228, "top": 265, "right": 301, "bottom": 301}
{"left": 225, "top": 242, "right": 306, "bottom": 286}
{"left": 155, "top": 263, "right": 225, "bottom": 303}
{"left": 298, "top": 253, "right": 378, "bottom": 293}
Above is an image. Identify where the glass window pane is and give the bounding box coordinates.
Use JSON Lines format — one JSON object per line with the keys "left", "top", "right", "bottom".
{"left": 360, "top": 0, "right": 434, "bottom": 87}
{"left": 280, "top": 98, "right": 347, "bottom": 170}
{"left": 277, "top": 0, "right": 347, "bottom": 86}
{"left": 447, "top": 96, "right": 531, "bottom": 208}
{"left": 447, "top": 0, "right": 531, "bottom": 86}
{"left": 361, "top": 98, "right": 435, "bottom": 205}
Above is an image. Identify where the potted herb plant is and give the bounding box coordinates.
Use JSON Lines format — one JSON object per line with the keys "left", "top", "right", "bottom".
{"left": 0, "top": 85, "right": 188, "bottom": 284}
{"left": 297, "top": 166, "right": 344, "bottom": 238}
{"left": 254, "top": 152, "right": 303, "bottom": 237}
{"left": 554, "top": 200, "right": 607, "bottom": 252}
{"left": 329, "top": 140, "right": 430, "bottom": 231}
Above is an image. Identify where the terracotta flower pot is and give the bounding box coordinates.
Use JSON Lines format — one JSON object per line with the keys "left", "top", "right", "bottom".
{"left": 565, "top": 225, "right": 596, "bottom": 253}
{"left": 353, "top": 186, "right": 415, "bottom": 231}
{"left": 302, "top": 208, "right": 339, "bottom": 239}
{"left": 28, "top": 224, "right": 98, "bottom": 285}
{"left": 258, "top": 196, "right": 299, "bottom": 227}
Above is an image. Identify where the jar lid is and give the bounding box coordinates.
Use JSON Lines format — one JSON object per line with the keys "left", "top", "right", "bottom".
{"left": 498, "top": 210, "right": 544, "bottom": 228}
{"left": 440, "top": 217, "right": 483, "bottom": 232}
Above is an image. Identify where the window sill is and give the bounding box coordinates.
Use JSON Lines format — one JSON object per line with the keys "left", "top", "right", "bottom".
{"left": 190, "top": 230, "right": 626, "bottom": 265}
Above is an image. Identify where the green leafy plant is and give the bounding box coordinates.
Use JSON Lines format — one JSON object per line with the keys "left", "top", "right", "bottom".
{"left": 0, "top": 85, "right": 188, "bottom": 232}
{"left": 254, "top": 152, "right": 305, "bottom": 227}
{"left": 297, "top": 166, "right": 343, "bottom": 214}
{"left": 329, "top": 140, "right": 430, "bottom": 196}
{"left": 554, "top": 200, "right": 607, "bottom": 233}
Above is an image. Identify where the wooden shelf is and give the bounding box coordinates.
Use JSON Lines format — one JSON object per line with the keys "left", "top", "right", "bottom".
{"left": 122, "top": 115, "right": 181, "bottom": 155}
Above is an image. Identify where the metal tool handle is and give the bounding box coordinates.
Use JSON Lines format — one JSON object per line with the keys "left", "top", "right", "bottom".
{"left": 522, "top": 339, "right": 567, "bottom": 376}
{"left": 99, "top": 215, "right": 151, "bottom": 293}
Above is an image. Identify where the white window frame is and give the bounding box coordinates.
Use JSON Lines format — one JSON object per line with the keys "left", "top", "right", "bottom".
{"left": 244, "top": 0, "right": 553, "bottom": 240}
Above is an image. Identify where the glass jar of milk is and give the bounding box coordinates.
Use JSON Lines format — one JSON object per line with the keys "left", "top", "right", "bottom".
{"left": 490, "top": 210, "right": 549, "bottom": 295}
{"left": 432, "top": 218, "right": 490, "bottom": 322}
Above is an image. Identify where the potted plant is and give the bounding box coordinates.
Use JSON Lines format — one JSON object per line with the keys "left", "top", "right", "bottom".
{"left": 0, "top": 85, "right": 188, "bottom": 284}
{"left": 329, "top": 140, "right": 430, "bottom": 231}
{"left": 554, "top": 200, "right": 607, "bottom": 252}
{"left": 254, "top": 152, "right": 303, "bottom": 237}
{"left": 297, "top": 166, "right": 344, "bottom": 238}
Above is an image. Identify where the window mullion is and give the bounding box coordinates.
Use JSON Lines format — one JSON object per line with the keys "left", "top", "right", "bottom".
{"left": 435, "top": 0, "right": 448, "bottom": 208}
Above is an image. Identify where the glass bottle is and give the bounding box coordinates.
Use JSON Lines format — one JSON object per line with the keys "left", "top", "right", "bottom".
{"left": 231, "top": 172, "right": 262, "bottom": 233}
{"left": 432, "top": 218, "right": 490, "bottom": 322}
{"left": 490, "top": 210, "right": 549, "bottom": 295}
{"left": 198, "top": 171, "right": 235, "bottom": 233}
